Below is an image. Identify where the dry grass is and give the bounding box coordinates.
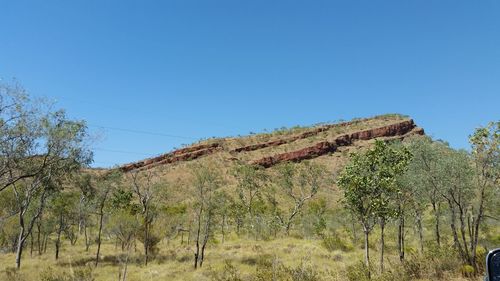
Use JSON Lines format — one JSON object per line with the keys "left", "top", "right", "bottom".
{"left": 0, "top": 234, "right": 481, "bottom": 281}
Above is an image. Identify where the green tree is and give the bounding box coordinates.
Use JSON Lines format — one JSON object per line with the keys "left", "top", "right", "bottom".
{"left": 467, "top": 121, "right": 499, "bottom": 270}
{"left": 129, "top": 170, "right": 161, "bottom": 265}
{"left": 92, "top": 170, "right": 122, "bottom": 266}
{"left": 49, "top": 191, "right": 79, "bottom": 260}
{"left": 337, "top": 140, "right": 411, "bottom": 276}
{"left": 109, "top": 188, "right": 140, "bottom": 281}
{"left": 232, "top": 164, "right": 267, "bottom": 238}
{"left": 273, "top": 161, "right": 329, "bottom": 235}
{"left": 190, "top": 164, "right": 223, "bottom": 269}
{"left": 404, "top": 136, "right": 448, "bottom": 248}
{"left": 9, "top": 108, "right": 92, "bottom": 268}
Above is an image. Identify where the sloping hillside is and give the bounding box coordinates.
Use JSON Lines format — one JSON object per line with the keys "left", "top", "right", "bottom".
{"left": 119, "top": 114, "right": 423, "bottom": 173}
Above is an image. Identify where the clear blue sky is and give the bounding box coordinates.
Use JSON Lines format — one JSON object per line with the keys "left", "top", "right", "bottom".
{"left": 1, "top": 0, "right": 499, "bottom": 167}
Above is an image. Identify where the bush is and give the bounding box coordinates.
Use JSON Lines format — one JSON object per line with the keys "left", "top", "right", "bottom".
{"left": 253, "top": 256, "right": 321, "bottom": 281}
{"left": 460, "top": 265, "right": 475, "bottom": 278}
{"left": 322, "top": 234, "right": 353, "bottom": 252}
{"left": 39, "top": 266, "right": 94, "bottom": 281}
{"left": 345, "top": 261, "right": 371, "bottom": 281}
{"left": 4, "top": 267, "right": 25, "bottom": 281}
{"left": 210, "top": 260, "right": 243, "bottom": 281}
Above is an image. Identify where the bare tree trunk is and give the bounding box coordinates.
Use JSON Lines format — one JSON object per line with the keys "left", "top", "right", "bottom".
{"left": 84, "top": 222, "right": 90, "bottom": 251}
{"left": 221, "top": 214, "right": 225, "bottom": 244}
{"left": 15, "top": 223, "right": 25, "bottom": 269}
{"left": 121, "top": 244, "right": 132, "bottom": 281}
{"left": 43, "top": 234, "right": 48, "bottom": 253}
{"left": 55, "top": 213, "right": 63, "bottom": 260}
{"left": 144, "top": 207, "right": 150, "bottom": 266}
{"left": 398, "top": 213, "right": 405, "bottom": 261}
{"left": 95, "top": 206, "right": 105, "bottom": 266}
{"left": 458, "top": 205, "right": 471, "bottom": 265}
{"left": 30, "top": 232, "right": 34, "bottom": 257}
{"left": 379, "top": 218, "right": 385, "bottom": 273}
{"left": 200, "top": 215, "right": 212, "bottom": 268}
{"left": 363, "top": 225, "right": 371, "bottom": 280}
{"left": 15, "top": 191, "right": 46, "bottom": 268}
{"left": 416, "top": 211, "right": 424, "bottom": 254}
{"left": 432, "top": 202, "right": 441, "bottom": 247}
{"left": 37, "top": 221, "right": 42, "bottom": 255}
{"left": 352, "top": 218, "right": 358, "bottom": 243}
{"left": 471, "top": 186, "right": 486, "bottom": 271}
{"left": 194, "top": 208, "right": 202, "bottom": 269}
{"left": 448, "top": 200, "right": 467, "bottom": 263}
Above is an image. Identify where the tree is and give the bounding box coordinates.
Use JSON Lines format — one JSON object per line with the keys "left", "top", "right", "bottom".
{"left": 109, "top": 188, "right": 140, "bottom": 281}
{"left": 49, "top": 191, "right": 79, "bottom": 260}
{"left": 404, "top": 136, "right": 448, "bottom": 248}
{"left": 129, "top": 171, "right": 160, "bottom": 265}
{"left": 190, "top": 164, "right": 223, "bottom": 269}
{"left": 9, "top": 107, "right": 92, "bottom": 269}
{"left": 232, "top": 164, "right": 267, "bottom": 238}
{"left": 213, "top": 191, "right": 232, "bottom": 244}
{"left": 337, "top": 140, "right": 412, "bottom": 276}
{"left": 92, "top": 170, "right": 122, "bottom": 266}
{"left": 439, "top": 149, "right": 476, "bottom": 267}
{"left": 0, "top": 83, "right": 43, "bottom": 193}
{"left": 74, "top": 173, "right": 95, "bottom": 251}
{"left": 467, "top": 121, "right": 499, "bottom": 270}
{"left": 273, "top": 161, "right": 329, "bottom": 236}
{"left": 454, "top": 121, "right": 500, "bottom": 272}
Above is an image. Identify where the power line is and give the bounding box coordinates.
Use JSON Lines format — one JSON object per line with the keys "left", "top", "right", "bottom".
{"left": 30, "top": 94, "right": 199, "bottom": 141}
{"left": 89, "top": 124, "right": 198, "bottom": 140}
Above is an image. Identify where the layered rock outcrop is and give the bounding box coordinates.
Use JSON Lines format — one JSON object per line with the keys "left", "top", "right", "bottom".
{"left": 121, "top": 143, "right": 221, "bottom": 172}
{"left": 252, "top": 120, "right": 423, "bottom": 168}
{"left": 120, "top": 118, "right": 424, "bottom": 172}
{"left": 231, "top": 117, "right": 374, "bottom": 153}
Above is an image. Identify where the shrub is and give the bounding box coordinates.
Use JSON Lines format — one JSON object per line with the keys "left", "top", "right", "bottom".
{"left": 345, "top": 261, "right": 371, "bottom": 281}
{"left": 4, "top": 267, "right": 25, "bottom": 281}
{"left": 210, "top": 260, "right": 243, "bottom": 281}
{"left": 249, "top": 255, "right": 321, "bottom": 281}
{"left": 460, "top": 265, "right": 475, "bottom": 278}
{"left": 322, "top": 234, "right": 353, "bottom": 252}
{"left": 39, "top": 266, "right": 95, "bottom": 281}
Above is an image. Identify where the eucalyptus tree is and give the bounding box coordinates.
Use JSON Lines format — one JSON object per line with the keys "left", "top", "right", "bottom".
{"left": 109, "top": 188, "right": 140, "bottom": 281}
{"left": 11, "top": 110, "right": 92, "bottom": 268}
{"left": 439, "top": 149, "right": 475, "bottom": 266}
{"left": 272, "top": 161, "right": 330, "bottom": 236}
{"left": 404, "top": 136, "right": 449, "bottom": 247}
{"left": 190, "top": 163, "right": 223, "bottom": 269}
{"left": 0, "top": 83, "right": 41, "bottom": 193}
{"left": 213, "top": 191, "right": 232, "bottom": 243}
{"left": 74, "top": 173, "right": 95, "bottom": 251}
{"left": 467, "top": 121, "right": 499, "bottom": 270}
{"left": 93, "top": 170, "right": 123, "bottom": 266}
{"left": 129, "top": 170, "right": 161, "bottom": 265}
{"left": 232, "top": 164, "right": 267, "bottom": 237}
{"left": 49, "top": 191, "right": 79, "bottom": 260}
{"left": 337, "top": 140, "right": 412, "bottom": 275}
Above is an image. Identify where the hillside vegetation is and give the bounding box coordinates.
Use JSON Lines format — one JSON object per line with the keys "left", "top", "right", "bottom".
{"left": 0, "top": 84, "right": 498, "bottom": 281}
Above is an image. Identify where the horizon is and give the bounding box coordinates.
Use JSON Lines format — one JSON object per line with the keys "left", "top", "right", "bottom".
{"left": 1, "top": 1, "right": 499, "bottom": 167}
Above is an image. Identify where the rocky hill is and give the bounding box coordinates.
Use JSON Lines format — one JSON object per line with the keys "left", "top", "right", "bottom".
{"left": 119, "top": 114, "right": 424, "bottom": 176}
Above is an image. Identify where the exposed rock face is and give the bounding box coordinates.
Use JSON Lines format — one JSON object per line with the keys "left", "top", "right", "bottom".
{"left": 252, "top": 141, "right": 337, "bottom": 168}
{"left": 231, "top": 117, "right": 374, "bottom": 153}
{"left": 121, "top": 143, "right": 221, "bottom": 172}
{"left": 120, "top": 118, "right": 425, "bottom": 172}
{"left": 252, "top": 120, "right": 423, "bottom": 168}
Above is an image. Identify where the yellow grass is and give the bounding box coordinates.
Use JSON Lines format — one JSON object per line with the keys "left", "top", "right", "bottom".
{"left": 0, "top": 235, "right": 480, "bottom": 281}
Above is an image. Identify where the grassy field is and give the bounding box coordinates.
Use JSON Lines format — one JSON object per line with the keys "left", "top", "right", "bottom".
{"left": 0, "top": 234, "right": 481, "bottom": 281}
